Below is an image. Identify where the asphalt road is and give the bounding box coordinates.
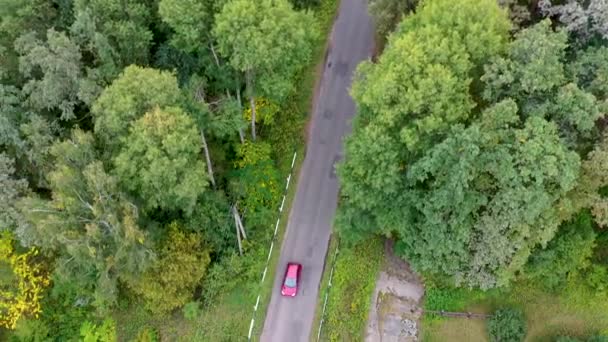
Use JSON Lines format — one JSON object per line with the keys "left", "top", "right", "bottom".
{"left": 260, "top": 1, "right": 375, "bottom": 341}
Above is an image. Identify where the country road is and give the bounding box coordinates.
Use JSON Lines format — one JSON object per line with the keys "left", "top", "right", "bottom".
{"left": 260, "top": 0, "right": 375, "bottom": 341}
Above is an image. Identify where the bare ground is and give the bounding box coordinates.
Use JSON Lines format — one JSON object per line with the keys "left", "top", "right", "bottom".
{"left": 366, "top": 240, "right": 425, "bottom": 342}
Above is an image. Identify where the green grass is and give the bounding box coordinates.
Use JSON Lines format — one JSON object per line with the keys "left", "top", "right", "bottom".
{"left": 113, "top": 1, "right": 340, "bottom": 340}
{"left": 421, "top": 279, "right": 608, "bottom": 342}
{"left": 311, "top": 235, "right": 339, "bottom": 342}
{"left": 320, "top": 238, "right": 385, "bottom": 342}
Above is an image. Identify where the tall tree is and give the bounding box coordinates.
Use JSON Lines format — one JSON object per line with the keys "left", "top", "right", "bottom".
{"left": 0, "top": 154, "right": 28, "bottom": 231}
{"left": 113, "top": 106, "right": 209, "bottom": 215}
{"left": 395, "top": 100, "right": 579, "bottom": 288}
{"left": 92, "top": 66, "right": 183, "bottom": 151}
{"left": 482, "top": 20, "right": 603, "bottom": 147}
{"left": 214, "top": 0, "right": 317, "bottom": 140}
{"left": 18, "top": 130, "right": 154, "bottom": 311}
{"left": 158, "top": 0, "right": 218, "bottom": 53}
{"left": 126, "top": 222, "right": 210, "bottom": 314}
{"left": 336, "top": 0, "right": 510, "bottom": 245}
{"left": 539, "top": 0, "right": 608, "bottom": 43}
{"left": 15, "top": 29, "right": 101, "bottom": 121}
{"left": 72, "top": 0, "right": 153, "bottom": 66}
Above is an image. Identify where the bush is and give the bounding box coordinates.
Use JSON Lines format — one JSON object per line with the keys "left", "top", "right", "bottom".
{"left": 182, "top": 301, "right": 201, "bottom": 321}
{"left": 132, "top": 327, "right": 158, "bottom": 342}
{"left": 487, "top": 308, "right": 527, "bottom": 342}
{"left": 324, "top": 238, "right": 384, "bottom": 341}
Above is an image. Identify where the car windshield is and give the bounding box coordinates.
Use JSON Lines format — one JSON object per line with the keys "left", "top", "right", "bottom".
{"left": 284, "top": 277, "right": 296, "bottom": 288}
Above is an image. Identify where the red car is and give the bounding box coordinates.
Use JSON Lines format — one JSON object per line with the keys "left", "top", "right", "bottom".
{"left": 281, "top": 262, "right": 302, "bottom": 297}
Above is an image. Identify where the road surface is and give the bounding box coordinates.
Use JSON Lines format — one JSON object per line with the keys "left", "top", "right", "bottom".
{"left": 260, "top": 0, "right": 375, "bottom": 341}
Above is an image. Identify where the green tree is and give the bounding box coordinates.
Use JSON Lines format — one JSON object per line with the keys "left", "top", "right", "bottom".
{"left": 337, "top": 0, "right": 510, "bottom": 248}
{"left": 214, "top": 0, "right": 317, "bottom": 140}
{"left": 92, "top": 66, "right": 183, "bottom": 150}
{"left": 80, "top": 318, "right": 116, "bottom": 342}
{"left": 395, "top": 101, "right": 579, "bottom": 288}
{"left": 487, "top": 308, "right": 527, "bottom": 342}
{"left": 126, "top": 223, "right": 210, "bottom": 314}
{"left": 72, "top": 0, "right": 153, "bottom": 66}
{"left": 526, "top": 211, "right": 597, "bottom": 290}
{"left": 368, "top": 0, "right": 417, "bottom": 45}
{"left": 396, "top": 0, "right": 510, "bottom": 68}
{"left": 568, "top": 46, "right": 608, "bottom": 99}
{"left": 14, "top": 29, "right": 101, "bottom": 121}
{"left": 0, "top": 0, "right": 57, "bottom": 82}
{"left": 159, "top": 0, "right": 220, "bottom": 53}
{"left": 113, "top": 106, "right": 208, "bottom": 214}
{"left": 230, "top": 141, "right": 280, "bottom": 228}
{"left": 482, "top": 20, "right": 604, "bottom": 146}
{"left": 19, "top": 130, "right": 154, "bottom": 311}
{"left": 0, "top": 154, "right": 28, "bottom": 231}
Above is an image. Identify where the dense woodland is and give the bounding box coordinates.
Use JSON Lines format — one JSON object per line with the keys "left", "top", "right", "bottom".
{"left": 343, "top": 0, "right": 608, "bottom": 303}
{"left": 0, "top": 0, "right": 322, "bottom": 340}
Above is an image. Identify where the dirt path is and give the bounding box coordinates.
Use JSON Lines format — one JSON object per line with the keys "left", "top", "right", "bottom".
{"left": 366, "top": 240, "right": 425, "bottom": 342}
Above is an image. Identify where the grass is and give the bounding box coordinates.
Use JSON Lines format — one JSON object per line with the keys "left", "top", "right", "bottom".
{"left": 113, "top": 1, "right": 340, "bottom": 340}
{"left": 320, "top": 238, "right": 385, "bottom": 342}
{"left": 311, "top": 235, "right": 340, "bottom": 342}
{"left": 421, "top": 279, "right": 608, "bottom": 342}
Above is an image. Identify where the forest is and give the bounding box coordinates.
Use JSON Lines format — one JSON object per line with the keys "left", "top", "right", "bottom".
{"left": 333, "top": 0, "right": 608, "bottom": 340}
{"left": 0, "top": 0, "right": 327, "bottom": 340}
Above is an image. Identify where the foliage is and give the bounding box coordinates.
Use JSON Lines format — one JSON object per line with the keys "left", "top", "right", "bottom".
{"left": 368, "top": 0, "right": 417, "bottom": 44}
{"left": 15, "top": 29, "right": 100, "bottom": 121}
{"left": 186, "top": 191, "right": 234, "bottom": 255}
{"left": 0, "top": 231, "right": 50, "bottom": 329}
{"left": 242, "top": 97, "right": 280, "bottom": 126}
{"left": 337, "top": 0, "right": 510, "bottom": 243}
{"left": 182, "top": 301, "right": 201, "bottom": 321}
{"left": 556, "top": 337, "right": 608, "bottom": 342}
{"left": 19, "top": 130, "right": 154, "bottom": 312}
{"left": 159, "top": 0, "right": 218, "bottom": 53}
{"left": 72, "top": 0, "right": 153, "bottom": 66}
{"left": 126, "top": 223, "right": 210, "bottom": 314}
{"left": 133, "top": 327, "right": 159, "bottom": 342}
{"left": 0, "top": 154, "right": 28, "bottom": 231}
{"left": 324, "top": 238, "right": 384, "bottom": 341}
{"left": 231, "top": 141, "right": 280, "bottom": 227}
{"left": 92, "top": 66, "right": 183, "bottom": 149}
{"left": 113, "top": 106, "right": 208, "bottom": 214}
{"left": 539, "top": 0, "right": 608, "bottom": 44}
{"left": 214, "top": 0, "right": 318, "bottom": 101}
{"left": 80, "top": 318, "right": 116, "bottom": 342}
{"left": 487, "top": 308, "right": 527, "bottom": 342}
{"left": 526, "top": 211, "right": 597, "bottom": 290}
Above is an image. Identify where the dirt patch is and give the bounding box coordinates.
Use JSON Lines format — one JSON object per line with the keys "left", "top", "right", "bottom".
{"left": 366, "top": 240, "right": 425, "bottom": 342}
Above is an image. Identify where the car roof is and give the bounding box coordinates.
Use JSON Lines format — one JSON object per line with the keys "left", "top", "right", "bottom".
{"left": 286, "top": 263, "right": 300, "bottom": 277}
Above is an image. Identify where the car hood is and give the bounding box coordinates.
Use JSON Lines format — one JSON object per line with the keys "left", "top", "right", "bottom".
{"left": 281, "top": 285, "right": 297, "bottom": 296}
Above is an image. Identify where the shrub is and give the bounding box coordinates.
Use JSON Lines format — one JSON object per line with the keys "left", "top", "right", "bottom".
{"left": 325, "top": 238, "right": 384, "bottom": 341}
{"left": 487, "top": 308, "right": 527, "bottom": 342}
{"left": 133, "top": 327, "right": 159, "bottom": 342}
{"left": 182, "top": 301, "right": 201, "bottom": 321}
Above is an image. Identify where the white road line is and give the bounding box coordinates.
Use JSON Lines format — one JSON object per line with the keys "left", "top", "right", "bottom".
{"left": 286, "top": 174, "right": 291, "bottom": 190}
{"left": 248, "top": 319, "right": 255, "bottom": 340}
{"left": 254, "top": 295, "right": 261, "bottom": 311}
{"left": 291, "top": 152, "right": 297, "bottom": 169}
{"left": 267, "top": 241, "right": 274, "bottom": 262}
{"left": 261, "top": 266, "right": 267, "bottom": 282}
{"left": 274, "top": 218, "right": 280, "bottom": 236}
{"left": 279, "top": 195, "right": 286, "bottom": 212}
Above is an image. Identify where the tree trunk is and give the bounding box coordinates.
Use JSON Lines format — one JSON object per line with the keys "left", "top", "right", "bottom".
{"left": 210, "top": 43, "right": 221, "bottom": 67}
{"left": 233, "top": 206, "right": 243, "bottom": 255}
{"left": 233, "top": 205, "right": 247, "bottom": 239}
{"left": 246, "top": 70, "right": 256, "bottom": 141}
{"left": 200, "top": 129, "right": 215, "bottom": 188}
{"left": 236, "top": 89, "right": 245, "bottom": 143}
